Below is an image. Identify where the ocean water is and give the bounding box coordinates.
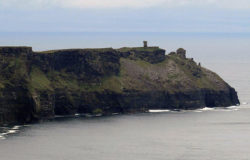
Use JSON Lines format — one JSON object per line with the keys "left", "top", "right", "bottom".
{"left": 0, "top": 32, "right": 250, "bottom": 160}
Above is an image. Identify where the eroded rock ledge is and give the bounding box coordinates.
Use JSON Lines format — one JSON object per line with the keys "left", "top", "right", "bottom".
{"left": 0, "top": 46, "right": 239, "bottom": 125}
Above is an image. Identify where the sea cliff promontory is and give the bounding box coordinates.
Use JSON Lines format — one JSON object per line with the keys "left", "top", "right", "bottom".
{"left": 0, "top": 44, "right": 239, "bottom": 124}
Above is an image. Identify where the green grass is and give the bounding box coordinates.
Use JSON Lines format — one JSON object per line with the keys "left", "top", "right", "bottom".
{"left": 168, "top": 54, "right": 223, "bottom": 90}
{"left": 48, "top": 71, "right": 79, "bottom": 91}
{"left": 100, "top": 76, "right": 122, "bottom": 92}
{"left": 3, "top": 49, "right": 224, "bottom": 95}
{"left": 124, "top": 57, "right": 168, "bottom": 68}
{"left": 118, "top": 47, "right": 160, "bottom": 52}
{"left": 0, "top": 57, "right": 29, "bottom": 88}
{"left": 0, "top": 82, "right": 5, "bottom": 89}
{"left": 30, "top": 67, "right": 52, "bottom": 91}
{"left": 77, "top": 75, "right": 123, "bottom": 93}
{"left": 168, "top": 74, "right": 179, "bottom": 80}
{"left": 93, "top": 108, "right": 103, "bottom": 114}
{"left": 37, "top": 48, "right": 114, "bottom": 54}
{"left": 196, "top": 76, "right": 215, "bottom": 89}
{"left": 134, "top": 60, "right": 151, "bottom": 68}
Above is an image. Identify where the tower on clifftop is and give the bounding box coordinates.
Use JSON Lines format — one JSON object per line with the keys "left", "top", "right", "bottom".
{"left": 143, "top": 41, "right": 148, "bottom": 47}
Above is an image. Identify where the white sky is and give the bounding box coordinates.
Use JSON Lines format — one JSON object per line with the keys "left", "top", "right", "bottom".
{"left": 0, "top": 0, "right": 250, "bottom": 9}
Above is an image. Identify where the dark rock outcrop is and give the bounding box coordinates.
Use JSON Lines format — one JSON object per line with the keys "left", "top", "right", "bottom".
{"left": 0, "top": 47, "right": 32, "bottom": 55}
{"left": 118, "top": 47, "right": 166, "bottom": 63}
{"left": 176, "top": 48, "right": 186, "bottom": 58}
{"left": 0, "top": 46, "right": 240, "bottom": 125}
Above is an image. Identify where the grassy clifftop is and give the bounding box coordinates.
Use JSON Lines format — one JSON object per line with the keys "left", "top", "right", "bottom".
{"left": 0, "top": 46, "right": 239, "bottom": 125}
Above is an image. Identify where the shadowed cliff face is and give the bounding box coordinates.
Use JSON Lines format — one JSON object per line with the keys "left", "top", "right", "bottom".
{"left": 0, "top": 46, "right": 239, "bottom": 125}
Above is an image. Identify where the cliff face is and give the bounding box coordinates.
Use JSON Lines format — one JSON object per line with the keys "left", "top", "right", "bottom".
{"left": 0, "top": 46, "right": 239, "bottom": 125}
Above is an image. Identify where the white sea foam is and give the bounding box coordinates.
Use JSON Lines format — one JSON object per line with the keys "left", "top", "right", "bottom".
{"left": 149, "top": 110, "right": 170, "bottom": 113}
{"left": 1, "top": 133, "right": 8, "bottom": 136}
{"left": 7, "top": 130, "right": 17, "bottom": 134}
{"left": 224, "top": 109, "right": 238, "bottom": 112}
{"left": 194, "top": 110, "right": 203, "bottom": 113}
{"left": 0, "top": 129, "right": 17, "bottom": 139}
{"left": 0, "top": 136, "right": 6, "bottom": 140}
{"left": 242, "top": 102, "right": 248, "bottom": 105}
{"left": 199, "top": 107, "right": 215, "bottom": 111}
{"left": 12, "top": 125, "right": 20, "bottom": 130}
{"left": 227, "top": 106, "right": 238, "bottom": 109}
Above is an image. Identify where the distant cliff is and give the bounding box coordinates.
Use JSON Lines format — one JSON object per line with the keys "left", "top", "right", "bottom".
{"left": 0, "top": 46, "right": 239, "bottom": 125}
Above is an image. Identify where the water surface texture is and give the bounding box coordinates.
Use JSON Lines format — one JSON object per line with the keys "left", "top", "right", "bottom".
{"left": 0, "top": 32, "right": 250, "bottom": 160}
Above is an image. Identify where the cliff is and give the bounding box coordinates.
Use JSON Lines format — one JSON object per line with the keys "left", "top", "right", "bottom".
{"left": 0, "top": 46, "right": 239, "bottom": 125}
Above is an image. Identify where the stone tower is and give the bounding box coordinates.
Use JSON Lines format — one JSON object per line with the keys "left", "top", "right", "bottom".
{"left": 143, "top": 41, "right": 148, "bottom": 47}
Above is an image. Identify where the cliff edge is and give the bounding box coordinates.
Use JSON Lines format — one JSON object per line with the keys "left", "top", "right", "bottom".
{"left": 0, "top": 46, "right": 239, "bottom": 124}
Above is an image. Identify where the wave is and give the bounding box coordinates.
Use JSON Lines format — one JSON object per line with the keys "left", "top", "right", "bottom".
{"left": 7, "top": 130, "right": 17, "bottom": 134}
{"left": 0, "top": 125, "right": 22, "bottom": 140}
{"left": 198, "top": 106, "right": 240, "bottom": 112}
{"left": 227, "top": 106, "right": 238, "bottom": 109}
{"left": 12, "top": 125, "right": 20, "bottom": 130}
{"left": 199, "top": 107, "right": 215, "bottom": 111}
{"left": 149, "top": 109, "right": 170, "bottom": 113}
{"left": 193, "top": 110, "right": 203, "bottom": 113}
{"left": 242, "top": 102, "right": 248, "bottom": 105}
{"left": 149, "top": 106, "right": 238, "bottom": 113}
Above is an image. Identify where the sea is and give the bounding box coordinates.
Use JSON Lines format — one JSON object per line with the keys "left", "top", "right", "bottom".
{"left": 0, "top": 32, "right": 250, "bottom": 160}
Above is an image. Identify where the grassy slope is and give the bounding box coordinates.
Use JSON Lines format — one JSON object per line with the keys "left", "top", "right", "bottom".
{"left": 33, "top": 56, "right": 227, "bottom": 94}
{"left": 117, "top": 47, "right": 160, "bottom": 52}
{"left": 0, "top": 49, "right": 229, "bottom": 95}
{"left": 0, "top": 56, "right": 28, "bottom": 89}
{"left": 98, "top": 54, "right": 229, "bottom": 93}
